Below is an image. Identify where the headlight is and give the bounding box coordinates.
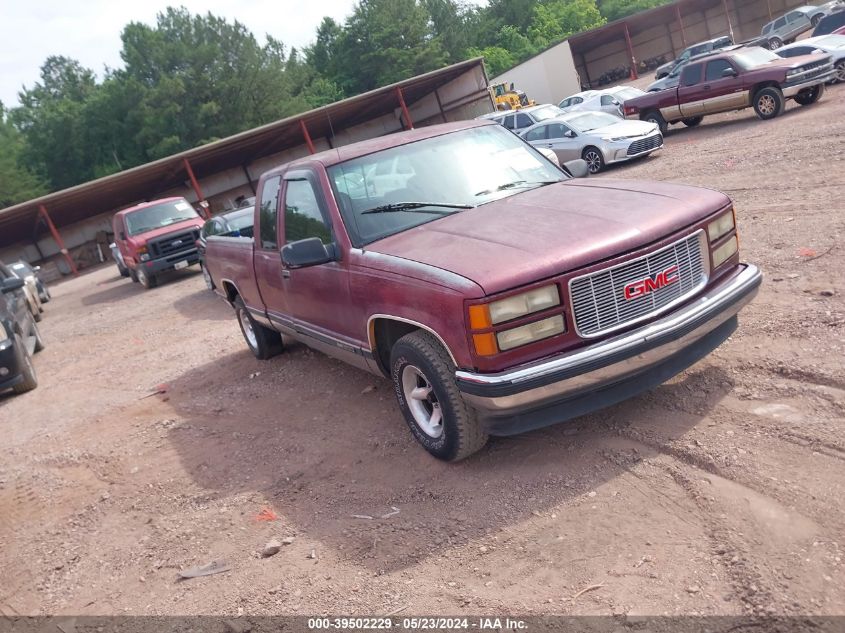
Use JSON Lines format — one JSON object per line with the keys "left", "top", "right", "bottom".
{"left": 497, "top": 315, "right": 566, "bottom": 351}
{"left": 712, "top": 236, "right": 738, "bottom": 268}
{"left": 708, "top": 210, "right": 735, "bottom": 242}
{"left": 140, "top": 253, "right": 150, "bottom": 262}
{"left": 487, "top": 285, "right": 560, "bottom": 325}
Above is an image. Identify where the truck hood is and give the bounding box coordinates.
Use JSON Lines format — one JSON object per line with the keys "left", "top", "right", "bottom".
{"left": 366, "top": 179, "right": 729, "bottom": 295}
{"left": 128, "top": 218, "right": 203, "bottom": 247}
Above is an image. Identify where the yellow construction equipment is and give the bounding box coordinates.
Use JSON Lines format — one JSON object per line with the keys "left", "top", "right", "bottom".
{"left": 488, "top": 82, "right": 534, "bottom": 111}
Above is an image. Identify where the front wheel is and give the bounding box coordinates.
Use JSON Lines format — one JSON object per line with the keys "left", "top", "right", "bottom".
{"left": 768, "top": 36, "right": 783, "bottom": 50}
{"left": 129, "top": 267, "right": 139, "bottom": 283}
{"left": 137, "top": 267, "right": 158, "bottom": 289}
{"left": 834, "top": 61, "right": 845, "bottom": 84}
{"left": 233, "top": 296, "right": 283, "bottom": 360}
{"left": 582, "top": 147, "right": 606, "bottom": 174}
{"left": 117, "top": 261, "right": 129, "bottom": 278}
{"left": 201, "top": 263, "right": 215, "bottom": 291}
{"left": 390, "top": 331, "right": 488, "bottom": 462}
{"left": 683, "top": 116, "right": 703, "bottom": 127}
{"left": 794, "top": 83, "right": 824, "bottom": 106}
{"left": 642, "top": 110, "right": 668, "bottom": 135}
{"left": 753, "top": 86, "right": 785, "bottom": 120}
{"left": 12, "top": 333, "right": 38, "bottom": 394}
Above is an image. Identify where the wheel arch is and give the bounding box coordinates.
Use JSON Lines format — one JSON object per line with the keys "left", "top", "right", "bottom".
{"left": 220, "top": 278, "right": 241, "bottom": 303}
{"left": 367, "top": 315, "right": 458, "bottom": 378}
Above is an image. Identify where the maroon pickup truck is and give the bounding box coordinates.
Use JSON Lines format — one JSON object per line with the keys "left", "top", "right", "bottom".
{"left": 624, "top": 46, "right": 834, "bottom": 133}
{"left": 204, "top": 121, "right": 761, "bottom": 461}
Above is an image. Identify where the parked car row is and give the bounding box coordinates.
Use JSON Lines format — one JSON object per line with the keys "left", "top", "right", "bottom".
{"left": 0, "top": 260, "right": 47, "bottom": 396}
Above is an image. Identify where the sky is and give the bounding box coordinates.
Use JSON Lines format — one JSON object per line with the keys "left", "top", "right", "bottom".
{"left": 0, "top": 0, "right": 362, "bottom": 108}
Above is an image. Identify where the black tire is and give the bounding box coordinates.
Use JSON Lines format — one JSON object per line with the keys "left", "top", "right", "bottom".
{"left": 834, "top": 60, "right": 845, "bottom": 84}
{"left": 794, "top": 82, "right": 824, "bottom": 106}
{"left": 12, "top": 333, "right": 37, "bottom": 394}
{"left": 201, "top": 263, "right": 215, "bottom": 291}
{"left": 31, "top": 317, "right": 45, "bottom": 353}
{"left": 768, "top": 36, "right": 782, "bottom": 49}
{"left": 137, "top": 267, "right": 158, "bottom": 289}
{"left": 117, "top": 262, "right": 129, "bottom": 278}
{"left": 683, "top": 116, "right": 703, "bottom": 127}
{"left": 581, "top": 146, "right": 605, "bottom": 174}
{"left": 753, "top": 86, "right": 785, "bottom": 120}
{"left": 129, "top": 267, "right": 139, "bottom": 283}
{"left": 642, "top": 110, "right": 668, "bottom": 135}
{"left": 389, "top": 330, "right": 488, "bottom": 462}
{"left": 233, "top": 296, "right": 283, "bottom": 360}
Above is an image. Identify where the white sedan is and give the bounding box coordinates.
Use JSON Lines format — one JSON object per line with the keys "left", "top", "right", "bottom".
{"left": 521, "top": 111, "right": 663, "bottom": 174}
{"left": 569, "top": 86, "right": 647, "bottom": 117}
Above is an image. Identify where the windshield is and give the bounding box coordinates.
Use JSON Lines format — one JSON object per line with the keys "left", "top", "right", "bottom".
{"left": 327, "top": 125, "right": 566, "bottom": 247}
{"left": 225, "top": 210, "right": 254, "bottom": 231}
{"left": 531, "top": 105, "right": 564, "bottom": 121}
{"left": 10, "top": 263, "right": 31, "bottom": 276}
{"left": 125, "top": 200, "right": 198, "bottom": 236}
{"left": 568, "top": 112, "right": 621, "bottom": 132}
{"left": 731, "top": 47, "right": 781, "bottom": 69}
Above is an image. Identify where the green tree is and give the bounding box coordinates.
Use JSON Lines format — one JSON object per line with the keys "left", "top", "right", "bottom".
{"left": 0, "top": 102, "right": 48, "bottom": 208}
{"left": 529, "top": 0, "right": 606, "bottom": 46}
{"left": 598, "top": 0, "right": 671, "bottom": 22}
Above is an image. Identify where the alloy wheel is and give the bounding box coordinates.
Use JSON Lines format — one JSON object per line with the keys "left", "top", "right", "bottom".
{"left": 584, "top": 150, "right": 602, "bottom": 173}
{"left": 757, "top": 95, "right": 776, "bottom": 116}
{"left": 238, "top": 309, "right": 258, "bottom": 350}
{"left": 401, "top": 365, "right": 444, "bottom": 439}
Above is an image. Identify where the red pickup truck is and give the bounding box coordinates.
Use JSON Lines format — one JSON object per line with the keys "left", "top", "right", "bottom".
{"left": 623, "top": 46, "right": 834, "bottom": 133}
{"left": 113, "top": 197, "right": 205, "bottom": 289}
{"left": 204, "top": 121, "right": 761, "bottom": 461}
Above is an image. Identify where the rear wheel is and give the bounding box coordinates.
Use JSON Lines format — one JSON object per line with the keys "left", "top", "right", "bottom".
{"left": 642, "top": 110, "right": 668, "bottom": 135}
{"left": 31, "top": 317, "right": 45, "bottom": 353}
{"left": 390, "top": 330, "right": 488, "bottom": 462}
{"left": 794, "top": 83, "right": 824, "bottom": 106}
{"left": 201, "top": 263, "right": 215, "bottom": 290}
{"left": 233, "top": 296, "right": 283, "bottom": 360}
{"left": 117, "top": 261, "right": 129, "bottom": 277}
{"left": 129, "top": 267, "right": 139, "bottom": 283}
{"left": 581, "top": 146, "right": 605, "bottom": 174}
{"left": 683, "top": 116, "right": 703, "bottom": 127}
{"left": 753, "top": 86, "right": 785, "bottom": 120}
{"left": 12, "top": 333, "right": 37, "bottom": 394}
{"left": 137, "top": 267, "right": 157, "bottom": 289}
{"left": 768, "top": 36, "right": 783, "bottom": 49}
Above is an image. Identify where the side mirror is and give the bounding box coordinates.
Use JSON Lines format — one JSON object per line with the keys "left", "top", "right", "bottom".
{"left": 1, "top": 277, "right": 25, "bottom": 293}
{"left": 611, "top": 98, "right": 620, "bottom": 106}
{"left": 563, "top": 159, "right": 590, "bottom": 178}
{"left": 722, "top": 67, "right": 738, "bottom": 78}
{"left": 33, "top": 266, "right": 41, "bottom": 273}
{"left": 564, "top": 129, "right": 577, "bottom": 138}
{"left": 281, "top": 238, "right": 336, "bottom": 269}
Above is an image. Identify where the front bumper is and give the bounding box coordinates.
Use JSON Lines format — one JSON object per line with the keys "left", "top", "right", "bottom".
{"left": 602, "top": 134, "right": 664, "bottom": 165}
{"left": 782, "top": 69, "right": 836, "bottom": 96}
{"left": 141, "top": 247, "right": 200, "bottom": 274}
{"left": 456, "top": 263, "right": 762, "bottom": 434}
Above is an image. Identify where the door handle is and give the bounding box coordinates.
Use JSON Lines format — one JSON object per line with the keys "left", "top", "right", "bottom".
{"left": 282, "top": 269, "right": 291, "bottom": 279}
{"left": 703, "top": 85, "right": 711, "bottom": 90}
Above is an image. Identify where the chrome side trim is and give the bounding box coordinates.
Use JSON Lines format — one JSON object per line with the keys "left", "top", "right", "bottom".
{"left": 457, "top": 263, "right": 760, "bottom": 392}
{"left": 367, "top": 314, "right": 459, "bottom": 367}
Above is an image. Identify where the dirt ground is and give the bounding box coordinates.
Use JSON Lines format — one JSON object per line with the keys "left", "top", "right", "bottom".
{"left": 1, "top": 84, "right": 843, "bottom": 620}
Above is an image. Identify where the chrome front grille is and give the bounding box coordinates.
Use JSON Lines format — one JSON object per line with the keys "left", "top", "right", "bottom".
{"left": 627, "top": 133, "right": 663, "bottom": 156}
{"left": 569, "top": 231, "right": 709, "bottom": 338}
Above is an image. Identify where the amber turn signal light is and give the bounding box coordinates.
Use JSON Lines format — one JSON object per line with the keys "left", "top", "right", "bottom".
{"left": 468, "top": 305, "right": 492, "bottom": 330}
{"left": 472, "top": 332, "right": 498, "bottom": 356}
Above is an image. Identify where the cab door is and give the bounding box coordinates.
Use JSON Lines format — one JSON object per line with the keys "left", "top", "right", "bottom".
{"left": 676, "top": 63, "right": 706, "bottom": 116}
{"left": 701, "top": 59, "right": 747, "bottom": 114}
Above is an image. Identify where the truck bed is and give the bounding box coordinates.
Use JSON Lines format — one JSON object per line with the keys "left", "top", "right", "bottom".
{"left": 204, "top": 236, "right": 261, "bottom": 306}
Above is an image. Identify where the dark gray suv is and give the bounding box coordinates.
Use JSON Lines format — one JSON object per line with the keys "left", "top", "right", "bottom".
{"left": 654, "top": 36, "right": 733, "bottom": 78}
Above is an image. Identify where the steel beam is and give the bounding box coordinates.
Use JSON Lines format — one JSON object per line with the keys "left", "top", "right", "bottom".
{"left": 182, "top": 158, "right": 210, "bottom": 219}
{"left": 624, "top": 23, "right": 638, "bottom": 80}
{"left": 676, "top": 5, "right": 687, "bottom": 47}
{"left": 38, "top": 205, "right": 78, "bottom": 276}
{"left": 300, "top": 119, "right": 317, "bottom": 155}
{"left": 396, "top": 87, "right": 414, "bottom": 130}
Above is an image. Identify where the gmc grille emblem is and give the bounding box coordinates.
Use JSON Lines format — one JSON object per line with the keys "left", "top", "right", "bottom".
{"left": 172, "top": 239, "right": 183, "bottom": 247}
{"left": 624, "top": 265, "right": 680, "bottom": 300}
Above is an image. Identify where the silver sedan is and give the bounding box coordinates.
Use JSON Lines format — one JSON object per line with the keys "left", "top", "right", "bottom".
{"left": 520, "top": 111, "right": 663, "bottom": 174}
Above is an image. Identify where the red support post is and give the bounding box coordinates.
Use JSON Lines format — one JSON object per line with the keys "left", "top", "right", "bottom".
{"left": 182, "top": 158, "right": 210, "bottom": 219}
{"left": 38, "top": 205, "right": 78, "bottom": 276}
{"left": 396, "top": 87, "right": 414, "bottom": 130}
{"left": 676, "top": 4, "right": 687, "bottom": 46}
{"left": 624, "top": 23, "right": 638, "bottom": 80}
{"left": 300, "top": 119, "right": 316, "bottom": 155}
{"left": 723, "top": 0, "right": 735, "bottom": 42}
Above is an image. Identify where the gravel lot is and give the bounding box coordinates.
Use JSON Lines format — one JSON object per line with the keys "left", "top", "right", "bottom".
{"left": 1, "top": 83, "right": 843, "bottom": 619}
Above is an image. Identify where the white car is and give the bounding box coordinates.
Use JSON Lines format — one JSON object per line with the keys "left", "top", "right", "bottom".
{"left": 558, "top": 90, "right": 598, "bottom": 111}
{"left": 775, "top": 34, "right": 845, "bottom": 82}
{"left": 521, "top": 110, "right": 662, "bottom": 174}
{"left": 569, "top": 86, "right": 647, "bottom": 117}
{"left": 474, "top": 104, "right": 564, "bottom": 134}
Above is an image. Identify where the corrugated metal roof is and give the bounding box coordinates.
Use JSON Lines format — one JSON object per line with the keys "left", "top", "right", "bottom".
{"left": 0, "top": 58, "right": 485, "bottom": 246}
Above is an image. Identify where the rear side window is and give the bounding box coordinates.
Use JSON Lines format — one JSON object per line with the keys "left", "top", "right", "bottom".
{"left": 763, "top": 23, "right": 773, "bottom": 34}
{"left": 774, "top": 16, "right": 787, "bottom": 29}
{"left": 524, "top": 126, "right": 547, "bottom": 141}
{"left": 690, "top": 44, "right": 708, "bottom": 55}
{"left": 681, "top": 63, "right": 703, "bottom": 86}
{"left": 705, "top": 59, "right": 734, "bottom": 81}
{"left": 786, "top": 11, "right": 803, "bottom": 22}
{"left": 516, "top": 113, "right": 532, "bottom": 128}
{"left": 259, "top": 175, "right": 281, "bottom": 249}
{"left": 283, "top": 179, "right": 332, "bottom": 244}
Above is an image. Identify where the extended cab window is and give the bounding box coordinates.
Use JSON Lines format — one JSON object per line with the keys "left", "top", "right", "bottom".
{"left": 681, "top": 63, "right": 703, "bottom": 86}
{"left": 283, "top": 179, "right": 332, "bottom": 244}
{"left": 259, "top": 175, "right": 281, "bottom": 249}
{"left": 705, "top": 59, "right": 734, "bottom": 81}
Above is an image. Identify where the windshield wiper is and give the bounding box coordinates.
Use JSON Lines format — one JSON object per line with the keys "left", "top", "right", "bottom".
{"left": 361, "top": 202, "right": 474, "bottom": 215}
{"left": 474, "top": 180, "right": 559, "bottom": 196}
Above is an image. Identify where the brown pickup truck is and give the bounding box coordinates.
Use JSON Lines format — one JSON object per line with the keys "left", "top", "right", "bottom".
{"left": 204, "top": 120, "right": 761, "bottom": 461}
{"left": 624, "top": 46, "right": 834, "bottom": 133}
